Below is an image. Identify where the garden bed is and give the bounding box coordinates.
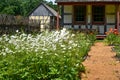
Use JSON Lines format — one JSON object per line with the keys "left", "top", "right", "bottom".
{"left": 0, "top": 29, "right": 96, "bottom": 79}
{"left": 104, "top": 28, "right": 120, "bottom": 59}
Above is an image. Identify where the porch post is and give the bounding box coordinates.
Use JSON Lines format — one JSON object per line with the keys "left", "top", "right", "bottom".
{"left": 117, "top": 5, "right": 119, "bottom": 32}
{"left": 56, "top": 5, "right": 60, "bottom": 30}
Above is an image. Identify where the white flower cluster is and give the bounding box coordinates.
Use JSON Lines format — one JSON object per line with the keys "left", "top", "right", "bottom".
{"left": 0, "top": 28, "right": 80, "bottom": 56}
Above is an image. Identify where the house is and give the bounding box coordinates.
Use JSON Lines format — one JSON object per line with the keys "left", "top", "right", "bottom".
{"left": 55, "top": 0, "right": 120, "bottom": 38}
{"left": 28, "top": 3, "right": 60, "bottom": 31}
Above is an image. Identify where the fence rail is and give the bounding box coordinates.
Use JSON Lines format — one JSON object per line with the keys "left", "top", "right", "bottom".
{"left": 0, "top": 14, "right": 41, "bottom": 35}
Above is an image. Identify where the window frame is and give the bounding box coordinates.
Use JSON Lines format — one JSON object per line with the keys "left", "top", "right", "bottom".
{"left": 92, "top": 5, "right": 105, "bottom": 24}
{"left": 73, "top": 5, "right": 86, "bottom": 25}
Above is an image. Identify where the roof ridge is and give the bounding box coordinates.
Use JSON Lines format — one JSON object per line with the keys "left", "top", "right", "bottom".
{"left": 28, "top": 2, "right": 60, "bottom": 18}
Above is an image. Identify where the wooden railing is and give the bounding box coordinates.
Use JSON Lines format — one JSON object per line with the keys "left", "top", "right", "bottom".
{"left": 0, "top": 14, "right": 41, "bottom": 35}
{"left": 73, "top": 29, "right": 98, "bottom": 34}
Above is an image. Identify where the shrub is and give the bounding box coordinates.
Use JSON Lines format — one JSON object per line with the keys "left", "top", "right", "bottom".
{"left": 105, "top": 28, "right": 120, "bottom": 59}
{"left": 112, "top": 45, "right": 120, "bottom": 59}
{"left": 104, "top": 28, "right": 119, "bottom": 45}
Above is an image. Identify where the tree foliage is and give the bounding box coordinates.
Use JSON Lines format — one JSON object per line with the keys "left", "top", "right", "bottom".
{"left": 0, "top": 0, "right": 57, "bottom": 16}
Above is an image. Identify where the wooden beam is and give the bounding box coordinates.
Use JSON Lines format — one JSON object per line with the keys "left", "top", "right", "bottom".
{"left": 56, "top": 5, "right": 60, "bottom": 30}
{"left": 117, "top": 5, "right": 119, "bottom": 32}
{"left": 56, "top": 12, "right": 59, "bottom": 30}
{"left": 61, "top": 5, "right": 64, "bottom": 27}
{"left": 57, "top": 2, "right": 120, "bottom": 5}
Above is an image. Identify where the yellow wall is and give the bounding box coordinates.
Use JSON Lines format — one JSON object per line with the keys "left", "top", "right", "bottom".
{"left": 64, "top": 5, "right": 73, "bottom": 13}
{"left": 29, "top": 16, "right": 50, "bottom": 24}
{"left": 63, "top": 4, "right": 119, "bottom": 33}
{"left": 64, "top": 5, "right": 73, "bottom": 23}
{"left": 87, "top": 5, "right": 91, "bottom": 23}
{"left": 106, "top": 5, "right": 116, "bottom": 32}
{"left": 106, "top": 5, "right": 115, "bottom": 13}
{"left": 29, "top": 16, "right": 51, "bottom": 31}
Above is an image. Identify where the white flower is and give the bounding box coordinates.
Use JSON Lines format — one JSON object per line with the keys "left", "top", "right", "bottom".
{"left": 5, "top": 48, "right": 9, "bottom": 52}
{"left": 2, "top": 52, "right": 6, "bottom": 56}
{"left": 61, "top": 45, "right": 65, "bottom": 48}
{"left": 69, "top": 40, "right": 73, "bottom": 44}
{"left": 73, "top": 43, "right": 78, "bottom": 47}
{"left": 68, "top": 47, "right": 72, "bottom": 49}
{"left": 42, "top": 48, "right": 48, "bottom": 51}
{"left": 55, "top": 53, "right": 58, "bottom": 56}
{"left": 16, "top": 30, "right": 19, "bottom": 33}
{"left": 11, "top": 35, "right": 16, "bottom": 39}
{"left": 40, "top": 56, "right": 43, "bottom": 59}
{"left": 63, "top": 48, "right": 66, "bottom": 50}
{"left": 71, "top": 34, "right": 75, "bottom": 37}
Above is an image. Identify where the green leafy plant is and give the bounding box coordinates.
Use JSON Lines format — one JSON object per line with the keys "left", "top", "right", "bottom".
{"left": 104, "top": 28, "right": 120, "bottom": 59}
{"left": 112, "top": 45, "right": 120, "bottom": 59}
{"left": 0, "top": 29, "right": 95, "bottom": 80}
{"left": 104, "top": 28, "right": 119, "bottom": 45}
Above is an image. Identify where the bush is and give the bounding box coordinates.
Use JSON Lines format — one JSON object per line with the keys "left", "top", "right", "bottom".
{"left": 0, "top": 29, "right": 95, "bottom": 80}
{"left": 112, "top": 45, "right": 120, "bottom": 59}
{"left": 104, "top": 28, "right": 119, "bottom": 45}
{"left": 104, "top": 28, "right": 120, "bottom": 59}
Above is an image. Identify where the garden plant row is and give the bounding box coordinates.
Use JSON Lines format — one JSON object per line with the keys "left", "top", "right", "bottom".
{"left": 104, "top": 28, "right": 120, "bottom": 59}
{"left": 0, "top": 29, "right": 96, "bottom": 80}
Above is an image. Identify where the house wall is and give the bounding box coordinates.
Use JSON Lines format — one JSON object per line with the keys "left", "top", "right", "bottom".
{"left": 63, "top": 5, "right": 73, "bottom": 28}
{"left": 29, "top": 16, "right": 51, "bottom": 31}
{"left": 62, "top": 4, "right": 120, "bottom": 34}
{"left": 106, "top": 5, "right": 116, "bottom": 32}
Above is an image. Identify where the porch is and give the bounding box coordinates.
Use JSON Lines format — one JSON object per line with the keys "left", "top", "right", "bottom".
{"left": 56, "top": 1, "right": 120, "bottom": 37}
{"left": 96, "top": 34, "right": 106, "bottom": 39}
{"left": 74, "top": 28, "right": 107, "bottom": 39}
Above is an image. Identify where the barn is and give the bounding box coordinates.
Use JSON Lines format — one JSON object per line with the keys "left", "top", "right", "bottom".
{"left": 29, "top": 3, "right": 60, "bottom": 31}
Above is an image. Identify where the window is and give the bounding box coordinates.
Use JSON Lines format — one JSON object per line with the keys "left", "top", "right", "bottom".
{"left": 74, "top": 5, "right": 86, "bottom": 24}
{"left": 92, "top": 5, "right": 105, "bottom": 24}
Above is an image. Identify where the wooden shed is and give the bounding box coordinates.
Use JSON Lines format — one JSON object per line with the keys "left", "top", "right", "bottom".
{"left": 28, "top": 3, "right": 60, "bottom": 31}
{"left": 55, "top": 0, "right": 120, "bottom": 38}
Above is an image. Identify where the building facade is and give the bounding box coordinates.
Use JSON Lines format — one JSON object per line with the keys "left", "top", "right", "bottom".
{"left": 56, "top": 0, "right": 120, "bottom": 35}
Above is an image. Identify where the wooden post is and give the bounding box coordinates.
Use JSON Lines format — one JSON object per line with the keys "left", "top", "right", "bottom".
{"left": 117, "top": 5, "right": 119, "bottom": 32}
{"left": 56, "top": 5, "right": 60, "bottom": 30}
{"left": 56, "top": 12, "right": 59, "bottom": 30}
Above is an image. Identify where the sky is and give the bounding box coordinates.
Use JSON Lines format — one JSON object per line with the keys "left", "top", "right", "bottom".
{"left": 46, "top": 0, "right": 55, "bottom": 3}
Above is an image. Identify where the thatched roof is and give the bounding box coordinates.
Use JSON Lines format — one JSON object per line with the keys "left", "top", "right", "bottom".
{"left": 55, "top": 0, "right": 120, "bottom": 2}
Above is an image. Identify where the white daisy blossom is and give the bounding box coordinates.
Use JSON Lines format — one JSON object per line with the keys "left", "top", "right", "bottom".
{"left": 0, "top": 28, "right": 91, "bottom": 56}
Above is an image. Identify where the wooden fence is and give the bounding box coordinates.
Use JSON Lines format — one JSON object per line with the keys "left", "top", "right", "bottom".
{"left": 0, "top": 14, "right": 40, "bottom": 35}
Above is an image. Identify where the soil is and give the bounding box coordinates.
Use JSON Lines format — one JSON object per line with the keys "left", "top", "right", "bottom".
{"left": 81, "top": 42, "right": 120, "bottom": 80}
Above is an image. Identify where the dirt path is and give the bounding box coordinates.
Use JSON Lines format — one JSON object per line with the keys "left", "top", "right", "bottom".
{"left": 81, "top": 42, "right": 120, "bottom": 80}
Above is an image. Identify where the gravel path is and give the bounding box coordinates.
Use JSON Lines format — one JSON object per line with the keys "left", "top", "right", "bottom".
{"left": 81, "top": 42, "right": 120, "bottom": 80}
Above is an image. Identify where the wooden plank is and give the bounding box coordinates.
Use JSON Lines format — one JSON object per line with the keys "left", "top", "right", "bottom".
{"left": 96, "top": 35, "right": 106, "bottom": 39}
{"left": 61, "top": 5, "right": 64, "bottom": 27}
{"left": 58, "top": 2, "right": 120, "bottom": 5}
{"left": 64, "top": 13, "right": 72, "bottom": 15}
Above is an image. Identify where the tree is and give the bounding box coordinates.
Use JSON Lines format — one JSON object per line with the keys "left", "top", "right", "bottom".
{"left": 0, "top": 0, "right": 22, "bottom": 15}
{"left": 47, "top": 1, "right": 57, "bottom": 11}
{"left": 0, "top": 0, "right": 57, "bottom": 16}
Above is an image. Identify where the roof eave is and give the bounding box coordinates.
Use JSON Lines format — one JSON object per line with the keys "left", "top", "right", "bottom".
{"left": 56, "top": 1, "right": 120, "bottom": 5}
